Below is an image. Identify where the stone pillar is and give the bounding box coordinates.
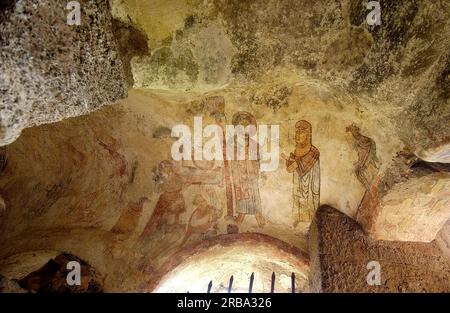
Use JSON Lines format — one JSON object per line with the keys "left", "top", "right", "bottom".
{"left": 309, "top": 205, "right": 450, "bottom": 292}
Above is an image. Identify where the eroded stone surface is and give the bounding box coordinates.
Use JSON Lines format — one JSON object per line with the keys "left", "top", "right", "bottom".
{"left": 436, "top": 220, "right": 450, "bottom": 260}
{"left": 0, "top": 0, "right": 449, "bottom": 293}
{"left": 0, "top": 0, "right": 127, "bottom": 146}
{"left": 357, "top": 153, "right": 450, "bottom": 242}
{"left": 310, "top": 206, "right": 450, "bottom": 292}
{"left": 0, "top": 274, "right": 27, "bottom": 293}
{"left": 111, "top": 0, "right": 450, "bottom": 154}
{"left": 18, "top": 253, "right": 104, "bottom": 293}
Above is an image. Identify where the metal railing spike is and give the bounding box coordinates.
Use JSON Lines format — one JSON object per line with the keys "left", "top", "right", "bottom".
{"left": 249, "top": 272, "right": 254, "bottom": 293}
{"left": 228, "top": 275, "right": 234, "bottom": 293}
{"left": 270, "top": 272, "right": 275, "bottom": 293}
{"left": 291, "top": 272, "right": 296, "bottom": 294}
{"left": 207, "top": 280, "right": 213, "bottom": 293}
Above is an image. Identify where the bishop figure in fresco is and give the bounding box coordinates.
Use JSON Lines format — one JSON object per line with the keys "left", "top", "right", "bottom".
{"left": 282, "top": 120, "right": 320, "bottom": 227}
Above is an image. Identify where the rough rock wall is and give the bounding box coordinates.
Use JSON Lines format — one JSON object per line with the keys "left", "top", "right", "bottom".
{"left": 0, "top": 274, "right": 27, "bottom": 293}
{"left": 310, "top": 206, "right": 450, "bottom": 292}
{"left": 19, "top": 253, "right": 104, "bottom": 293}
{"left": 111, "top": 18, "right": 149, "bottom": 88}
{"left": 0, "top": 0, "right": 127, "bottom": 146}
{"left": 0, "top": 0, "right": 449, "bottom": 292}
{"left": 111, "top": 0, "right": 450, "bottom": 156}
{"left": 436, "top": 221, "right": 450, "bottom": 259}
{"left": 356, "top": 152, "right": 450, "bottom": 242}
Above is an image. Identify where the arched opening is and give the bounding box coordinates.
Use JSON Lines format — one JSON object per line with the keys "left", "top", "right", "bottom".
{"left": 150, "top": 233, "right": 309, "bottom": 293}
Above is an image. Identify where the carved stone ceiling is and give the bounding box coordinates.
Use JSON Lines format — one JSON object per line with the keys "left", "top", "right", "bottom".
{"left": 0, "top": 0, "right": 449, "bottom": 293}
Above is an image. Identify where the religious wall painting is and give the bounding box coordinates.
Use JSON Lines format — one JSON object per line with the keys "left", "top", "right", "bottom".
{"left": 62, "top": 187, "right": 102, "bottom": 225}
{"left": 97, "top": 139, "right": 128, "bottom": 179}
{"left": 90, "top": 126, "right": 129, "bottom": 179}
{"left": 182, "top": 95, "right": 229, "bottom": 225}
{"left": 346, "top": 123, "right": 380, "bottom": 191}
{"left": 138, "top": 100, "right": 274, "bottom": 251}
{"left": 25, "top": 182, "right": 67, "bottom": 221}
{"left": 138, "top": 156, "right": 224, "bottom": 242}
{"left": 65, "top": 141, "right": 86, "bottom": 166}
{"left": 227, "top": 111, "right": 266, "bottom": 228}
{"left": 111, "top": 197, "right": 149, "bottom": 235}
{"left": 181, "top": 194, "right": 223, "bottom": 245}
{"left": 139, "top": 160, "right": 188, "bottom": 239}
{"left": 190, "top": 96, "right": 231, "bottom": 224}
{"left": 411, "top": 182, "right": 450, "bottom": 217}
{"left": 129, "top": 160, "right": 139, "bottom": 184}
{"left": 281, "top": 120, "right": 320, "bottom": 227}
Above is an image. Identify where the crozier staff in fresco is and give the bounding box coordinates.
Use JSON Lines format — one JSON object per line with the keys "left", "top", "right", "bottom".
{"left": 281, "top": 120, "right": 320, "bottom": 227}
{"left": 228, "top": 112, "right": 266, "bottom": 228}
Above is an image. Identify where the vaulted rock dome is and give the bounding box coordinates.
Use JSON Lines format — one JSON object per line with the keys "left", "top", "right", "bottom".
{"left": 0, "top": 0, "right": 449, "bottom": 293}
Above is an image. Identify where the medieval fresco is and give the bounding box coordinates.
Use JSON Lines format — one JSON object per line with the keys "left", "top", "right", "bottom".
{"left": 282, "top": 121, "right": 320, "bottom": 226}
{"left": 346, "top": 123, "right": 380, "bottom": 191}
{"left": 182, "top": 194, "right": 222, "bottom": 245}
{"left": 0, "top": 85, "right": 412, "bottom": 291}
{"left": 228, "top": 112, "right": 266, "bottom": 228}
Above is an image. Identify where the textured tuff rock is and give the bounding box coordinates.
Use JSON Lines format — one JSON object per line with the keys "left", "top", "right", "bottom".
{"left": 357, "top": 152, "right": 450, "bottom": 242}
{"left": 18, "top": 253, "right": 104, "bottom": 293}
{"left": 0, "top": 0, "right": 127, "bottom": 146}
{"left": 0, "top": 0, "right": 449, "bottom": 293}
{"left": 111, "top": 18, "right": 149, "bottom": 88}
{"left": 310, "top": 206, "right": 450, "bottom": 292}
{"left": 436, "top": 221, "right": 450, "bottom": 260}
{"left": 0, "top": 274, "right": 28, "bottom": 293}
{"left": 111, "top": 0, "right": 450, "bottom": 155}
